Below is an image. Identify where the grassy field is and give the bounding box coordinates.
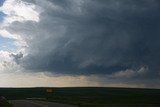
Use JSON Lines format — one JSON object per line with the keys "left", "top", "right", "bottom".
{"left": 0, "top": 87, "right": 160, "bottom": 107}
{"left": 0, "top": 100, "right": 13, "bottom": 107}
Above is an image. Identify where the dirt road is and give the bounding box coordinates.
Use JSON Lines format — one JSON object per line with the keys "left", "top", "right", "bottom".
{"left": 10, "top": 100, "right": 78, "bottom": 107}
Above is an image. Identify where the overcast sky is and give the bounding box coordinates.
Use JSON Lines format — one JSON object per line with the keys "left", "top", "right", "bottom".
{"left": 0, "top": 0, "right": 160, "bottom": 88}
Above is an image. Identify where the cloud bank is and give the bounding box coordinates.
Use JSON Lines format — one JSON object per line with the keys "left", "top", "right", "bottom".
{"left": 0, "top": 0, "right": 160, "bottom": 87}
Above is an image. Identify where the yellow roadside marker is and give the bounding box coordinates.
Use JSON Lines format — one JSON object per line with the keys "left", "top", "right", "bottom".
{"left": 46, "top": 89, "right": 53, "bottom": 93}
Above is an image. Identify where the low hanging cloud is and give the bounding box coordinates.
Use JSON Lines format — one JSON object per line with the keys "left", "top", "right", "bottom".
{"left": 1, "top": 0, "right": 160, "bottom": 83}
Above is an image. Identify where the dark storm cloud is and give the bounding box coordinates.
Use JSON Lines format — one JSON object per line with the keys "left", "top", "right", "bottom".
{"left": 11, "top": 52, "right": 23, "bottom": 64}
{"left": 10, "top": 0, "right": 160, "bottom": 77}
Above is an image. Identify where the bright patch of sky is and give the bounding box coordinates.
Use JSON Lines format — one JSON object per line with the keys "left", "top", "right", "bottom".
{"left": 0, "top": 0, "right": 38, "bottom": 53}
{"left": 0, "top": 0, "right": 5, "bottom": 6}
{"left": 0, "top": 12, "right": 6, "bottom": 22}
{"left": 0, "top": 0, "right": 15, "bottom": 52}
{"left": 0, "top": 36, "right": 16, "bottom": 52}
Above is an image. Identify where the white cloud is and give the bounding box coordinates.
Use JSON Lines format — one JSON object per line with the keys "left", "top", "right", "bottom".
{"left": 0, "top": 0, "right": 40, "bottom": 54}
{"left": 0, "top": 0, "right": 41, "bottom": 76}
{"left": 0, "top": 29, "right": 21, "bottom": 40}
{"left": 0, "top": 50, "right": 22, "bottom": 73}
{"left": 0, "top": 0, "right": 40, "bottom": 24}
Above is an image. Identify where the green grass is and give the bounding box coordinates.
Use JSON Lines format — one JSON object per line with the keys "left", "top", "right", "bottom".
{"left": 0, "top": 101, "right": 13, "bottom": 107}
{"left": 0, "top": 87, "right": 160, "bottom": 107}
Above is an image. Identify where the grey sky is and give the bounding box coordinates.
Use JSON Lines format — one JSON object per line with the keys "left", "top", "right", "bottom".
{"left": 0, "top": 0, "right": 160, "bottom": 88}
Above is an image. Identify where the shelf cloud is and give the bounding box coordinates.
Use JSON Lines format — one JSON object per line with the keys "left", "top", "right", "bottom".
{"left": 0, "top": 0, "right": 160, "bottom": 87}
